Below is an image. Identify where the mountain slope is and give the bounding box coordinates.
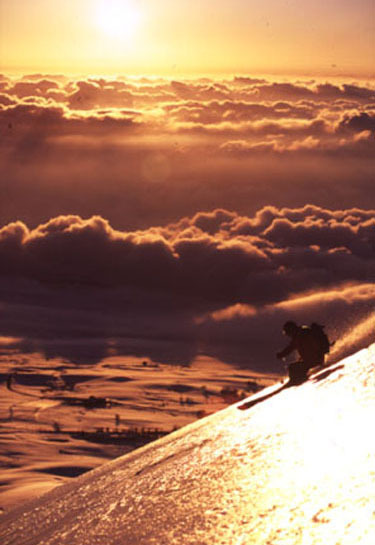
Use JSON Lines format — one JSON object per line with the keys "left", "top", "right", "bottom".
{"left": 1, "top": 344, "right": 375, "bottom": 545}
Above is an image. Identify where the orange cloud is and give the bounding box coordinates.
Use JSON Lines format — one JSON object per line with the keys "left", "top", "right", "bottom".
{"left": 1, "top": 206, "right": 374, "bottom": 370}
{"left": 0, "top": 74, "right": 374, "bottom": 235}
{"left": 1, "top": 207, "right": 374, "bottom": 305}
{"left": 1, "top": 73, "right": 374, "bottom": 369}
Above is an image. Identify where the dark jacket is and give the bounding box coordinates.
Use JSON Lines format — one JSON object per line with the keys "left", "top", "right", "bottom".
{"left": 278, "top": 325, "right": 325, "bottom": 366}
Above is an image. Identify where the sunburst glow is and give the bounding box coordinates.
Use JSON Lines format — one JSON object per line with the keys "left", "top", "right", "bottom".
{"left": 94, "top": 0, "right": 142, "bottom": 41}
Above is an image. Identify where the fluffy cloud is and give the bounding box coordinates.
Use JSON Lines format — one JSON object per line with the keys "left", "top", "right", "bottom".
{"left": 67, "top": 80, "right": 135, "bottom": 110}
{"left": 2, "top": 74, "right": 374, "bottom": 142}
{"left": 0, "top": 206, "right": 374, "bottom": 369}
{"left": 6, "top": 78, "right": 60, "bottom": 98}
{"left": 1, "top": 207, "right": 374, "bottom": 303}
{"left": 1, "top": 74, "right": 374, "bottom": 230}
{"left": 0, "top": 74, "right": 374, "bottom": 371}
{"left": 339, "top": 112, "right": 375, "bottom": 132}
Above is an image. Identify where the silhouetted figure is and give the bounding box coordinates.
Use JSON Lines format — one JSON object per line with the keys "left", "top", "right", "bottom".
{"left": 238, "top": 322, "right": 332, "bottom": 410}
{"left": 277, "top": 321, "right": 330, "bottom": 384}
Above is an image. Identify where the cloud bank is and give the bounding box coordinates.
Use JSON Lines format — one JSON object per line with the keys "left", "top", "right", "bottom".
{"left": 1, "top": 74, "right": 374, "bottom": 369}
{"left": 1, "top": 74, "right": 374, "bottom": 228}
{"left": 0, "top": 206, "right": 373, "bottom": 370}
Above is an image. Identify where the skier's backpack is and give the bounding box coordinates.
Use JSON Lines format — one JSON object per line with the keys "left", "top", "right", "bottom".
{"left": 310, "top": 322, "right": 330, "bottom": 354}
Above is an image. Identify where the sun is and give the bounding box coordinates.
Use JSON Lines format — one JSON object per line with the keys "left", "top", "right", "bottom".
{"left": 94, "top": 0, "right": 142, "bottom": 42}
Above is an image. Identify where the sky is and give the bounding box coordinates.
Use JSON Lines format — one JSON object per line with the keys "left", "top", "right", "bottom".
{"left": 1, "top": 0, "right": 374, "bottom": 76}
{"left": 0, "top": 0, "right": 374, "bottom": 371}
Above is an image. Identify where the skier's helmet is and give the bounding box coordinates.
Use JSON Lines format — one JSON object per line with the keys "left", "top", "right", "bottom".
{"left": 283, "top": 320, "right": 298, "bottom": 336}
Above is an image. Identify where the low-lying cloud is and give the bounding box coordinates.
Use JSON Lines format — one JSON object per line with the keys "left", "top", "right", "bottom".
{"left": 1, "top": 74, "right": 374, "bottom": 228}
{"left": 1, "top": 73, "right": 374, "bottom": 370}
{"left": 0, "top": 206, "right": 373, "bottom": 370}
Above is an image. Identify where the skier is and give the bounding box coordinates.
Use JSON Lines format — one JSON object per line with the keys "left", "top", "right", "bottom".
{"left": 277, "top": 320, "right": 330, "bottom": 384}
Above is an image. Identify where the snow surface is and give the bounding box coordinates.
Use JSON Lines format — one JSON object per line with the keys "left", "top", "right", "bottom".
{"left": 1, "top": 344, "right": 375, "bottom": 545}
{"left": 0, "top": 351, "right": 270, "bottom": 512}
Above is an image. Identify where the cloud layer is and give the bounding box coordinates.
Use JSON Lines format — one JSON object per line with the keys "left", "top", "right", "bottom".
{"left": 0, "top": 206, "right": 374, "bottom": 370}
{"left": 1, "top": 74, "right": 374, "bottom": 228}
{"left": 1, "top": 74, "right": 374, "bottom": 370}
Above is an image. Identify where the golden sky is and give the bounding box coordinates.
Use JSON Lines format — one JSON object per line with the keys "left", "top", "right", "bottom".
{"left": 1, "top": 0, "right": 374, "bottom": 76}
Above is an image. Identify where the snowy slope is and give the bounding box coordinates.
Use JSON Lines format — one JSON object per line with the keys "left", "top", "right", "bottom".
{"left": 1, "top": 344, "right": 375, "bottom": 545}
